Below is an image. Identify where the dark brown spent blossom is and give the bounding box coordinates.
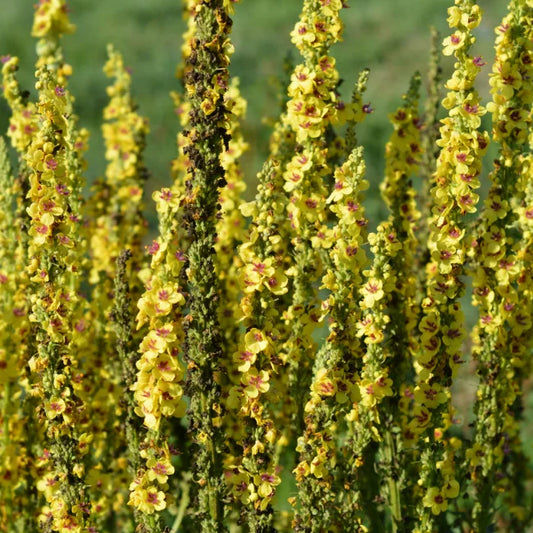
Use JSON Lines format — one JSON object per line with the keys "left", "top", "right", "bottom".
{"left": 180, "top": 0, "right": 235, "bottom": 531}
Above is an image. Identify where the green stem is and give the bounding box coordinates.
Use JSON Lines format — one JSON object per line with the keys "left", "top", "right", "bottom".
{"left": 171, "top": 476, "right": 191, "bottom": 533}
{"left": 385, "top": 429, "right": 401, "bottom": 532}
{"left": 2, "top": 382, "right": 10, "bottom": 450}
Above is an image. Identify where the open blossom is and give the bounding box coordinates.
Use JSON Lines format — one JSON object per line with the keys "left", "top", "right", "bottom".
{"left": 129, "top": 486, "right": 166, "bottom": 514}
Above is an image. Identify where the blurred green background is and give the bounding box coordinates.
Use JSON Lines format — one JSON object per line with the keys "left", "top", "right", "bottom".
{"left": 1, "top": 0, "right": 504, "bottom": 219}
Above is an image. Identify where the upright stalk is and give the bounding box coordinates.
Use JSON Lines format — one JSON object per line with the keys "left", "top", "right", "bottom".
{"left": 181, "top": 1, "right": 234, "bottom": 530}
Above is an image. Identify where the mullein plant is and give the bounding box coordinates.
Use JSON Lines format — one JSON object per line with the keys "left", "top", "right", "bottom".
{"left": 4, "top": 0, "right": 533, "bottom": 532}
{"left": 179, "top": 1, "right": 236, "bottom": 530}
{"left": 410, "top": 2, "right": 489, "bottom": 531}
{"left": 89, "top": 44, "right": 149, "bottom": 302}
{"left": 87, "top": 45, "right": 150, "bottom": 531}
{"left": 292, "top": 147, "right": 370, "bottom": 533}
{"left": 225, "top": 158, "right": 288, "bottom": 531}
{"left": 23, "top": 1, "right": 96, "bottom": 531}
{"left": 1, "top": 41, "right": 39, "bottom": 533}
{"left": 0, "top": 135, "right": 35, "bottom": 533}
{"left": 281, "top": 0, "right": 364, "bottom": 457}
{"left": 290, "top": 67, "right": 370, "bottom": 531}
{"left": 224, "top": 58, "right": 299, "bottom": 533}
{"left": 369, "top": 74, "right": 423, "bottom": 531}
{"left": 468, "top": 1, "right": 533, "bottom": 530}
{"left": 281, "top": 0, "right": 343, "bottom": 436}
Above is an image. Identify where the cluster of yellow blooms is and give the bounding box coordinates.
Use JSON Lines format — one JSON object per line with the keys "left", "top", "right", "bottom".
{"left": 292, "top": 147, "right": 369, "bottom": 531}
{"left": 225, "top": 159, "right": 287, "bottom": 527}
{"left": 127, "top": 2, "right": 196, "bottom": 525}
{"left": 90, "top": 45, "right": 149, "bottom": 291}
{"left": 413, "top": 1, "right": 489, "bottom": 530}
{"left": 2, "top": 0, "right": 533, "bottom": 532}
{"left": 23, "top": 1, "right": 95, "bottom": 531}
{"left": 468, "top": 1, "right": 533, "bottom": 528}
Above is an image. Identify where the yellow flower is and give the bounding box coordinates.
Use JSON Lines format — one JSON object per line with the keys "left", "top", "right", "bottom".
{"left": 361, "top": 278, "right": 384, "bottom": 308}
{"left": 443, "top": 31, "right": 466, "bottom": 56}
{"left": 233, "top": 347, "right": 256, "bottom": 373}
{"left": 45, "top": 397, "right": 66, "bottom": 419}
{"left": 146, "top": 457, "right": 175, "bottom": 484}
{"left": 288, "top": 65, "right": 316, "bottom": 96}
{"left": 129, "top": 486, "right": 166, "bottom": 514}
{"left": 244, "top": 328, "right": 269, "bottom": 354}
{"left": 359, "top": 375, "right": 393, "bottom": 408}
{"left": 422, "top": 487, "right": 448, "bottom": 515}
{"left": 36, "top": 473, "right": 60, "bottom": 499}
{"left": 254, "top": 471, "right": 281, "bottom": 499}
{"left": 443, "top": 479, "right": 460, "bottom": 499}
{"left": 226, "top": 470, "right": 253, "bottom": 504}
{"left": 263, "top": 269, "right": 288, "bottom": 295}
{"left": 311, "top": 368, "right": 336, "bottom": 398}
{"left": 413, "top": 383, "right": 447, "bottom": 409}
{"left": 465, "top": 442, "right": 485, "bottom": 467}
{"left": 242, "top": 368, "right": 270, "bottom": 398}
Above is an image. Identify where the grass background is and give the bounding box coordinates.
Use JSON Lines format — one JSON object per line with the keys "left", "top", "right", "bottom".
{"left": 1, "top": 0, "right": 505, "bottom": 213}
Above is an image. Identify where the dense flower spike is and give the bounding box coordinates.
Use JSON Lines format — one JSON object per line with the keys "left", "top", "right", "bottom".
{"left": 371, "top": 76, "right": 423, "bottom": 530}
{"left": 0, "top": 136, "right": 37, "bottom": 531}
{"left": 414, "top": 1, "right": 489, "bottom": 531}
{"left": 225, "top": 158, "right": 290, "bottom": 530}
{"left": 131, "top": 152, "right": 187, "bottom": 529}
{"left": 80, "top": 45, "right": 153, "bottom": 531}
{"left": 293, "top": 147, "right": 369, "bottom": 532}
{"left": 468, "top": 2, "right": 533, "bottom": 530}
{"left": 127, "top": 2, "right": 203, "bottom": 528}
{"left": 281, "top": 0, "right": 366, "bottom": 462}
{"left": 88, "top": 44, "right": 149, "bottom": 416}
{"left": 90, "top": 44, "right": 149, "bottom": 291}
{"left": 23, "top": 1, "right": 97, "bottom": 531}
{"left": 180, "top": 0, "right": 236, "bottom": 530}
{"left": 129, "top": 158, "right": 187, "bottom": 531}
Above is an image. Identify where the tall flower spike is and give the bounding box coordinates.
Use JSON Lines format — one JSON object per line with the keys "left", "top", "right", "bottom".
{"left": 25, "top": 1, "right": 97, "bottom": 530}
{"left": 180, "top": 0, "right": 236, "bottom": 530}
{"left": 0, "top": 136, "right": 37, "bottom": 531}
{"left": 225, "top": 159, "right": 288, "bottom": 531}
{"left": 226, "top": 57, "right": 297, "bottom": 522}
{"left": 468, "top": 1, "right": 533, "bottom": 530}
{"left": 372, "top": 75, "right": 423, "bottom": 530}
{"left": 414, "top": 2, "right": 489, "bottom": 530}
{"left": 281, "top": 0, "right": 364, "bottom": 458}
{"left": 113, "top": 251, "right": 166, "bottom": 532}
{"left": 128, "top": 1, "right": 202, "bottom": 526}
{"left": 293, "top": 147, "right": 369, "bottom": 532}
{"left": 130, "top": 157, "right": 187, "bottom": 529}
{"left": 88, "top": 45, "right": 149, "bottom": 375}
{"left": 82, "top": 44, "right": 151, "bottom": 530}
